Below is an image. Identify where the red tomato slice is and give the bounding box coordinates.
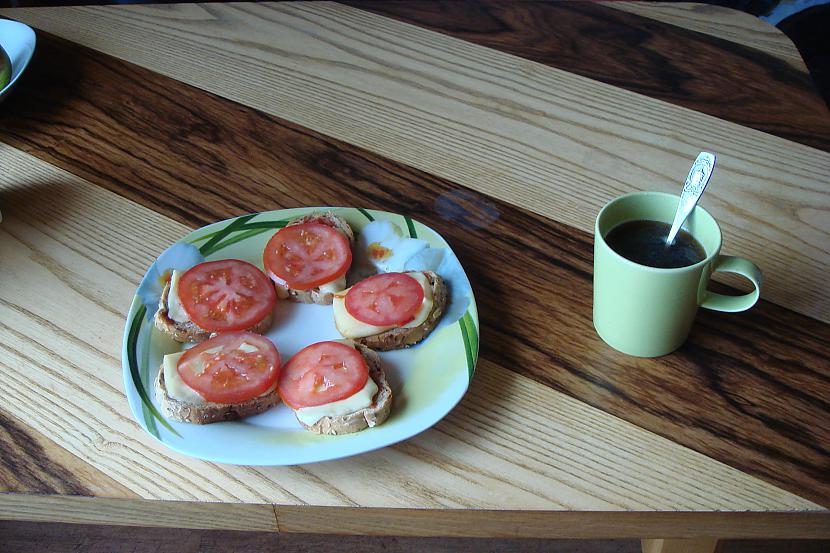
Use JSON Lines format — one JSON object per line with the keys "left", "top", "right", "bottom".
{"left": 177, "top": 332, "right": 281, "bottom": 404}
{"left": 278, "top": 341, "right": 369, "bottom": 409}
{"left": 345, "top": 272, "right": 425, "bottom": 326}
{"left": 263, "top": 223, "right": 351, "bottom": 291}
{"left": 178, "top": 259, "right": 276, "bottom": 332}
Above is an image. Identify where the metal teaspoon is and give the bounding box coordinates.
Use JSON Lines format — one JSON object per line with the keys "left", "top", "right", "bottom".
{"left": 666, "top": 151, "right": 716, "bottom": 245}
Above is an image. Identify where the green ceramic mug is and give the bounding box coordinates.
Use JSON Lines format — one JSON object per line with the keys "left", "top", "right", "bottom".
{"left": 593, "top": 191, "right": 762, "bottom": 357}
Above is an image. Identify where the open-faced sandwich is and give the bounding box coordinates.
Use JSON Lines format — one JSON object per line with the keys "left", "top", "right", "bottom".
{"left": 263, "top": 212, "right": 354, "bottom": 305}
{"left": 332, "top": 271, "right": 446, "bottom": 351}
{"left": 277, "top": 340, "right": 391, "bottom": 435}
{"left": 156, "top": 331, "right": 281, "bottom": 424}
{"left": 154, "top": 259, "right": 276, "bottom": 343}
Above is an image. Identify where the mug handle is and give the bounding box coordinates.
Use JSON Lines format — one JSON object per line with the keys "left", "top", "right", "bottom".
{"left": 701, "top": 255, "right": 762, "bottom": 312}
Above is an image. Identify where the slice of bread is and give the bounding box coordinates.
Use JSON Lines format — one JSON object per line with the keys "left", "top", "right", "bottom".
{"left": 272, "top": 212, "right": 354, "bottom": 306}
{"left": 153, "top": 280, "right": 274, "bottom": 343}
{"left": 349, "top": 271, "right": 447, "bottom": 352}
{"left": 298, "top": 343, "right": 392, "bottom": 436}
{"left": 155, "top": 366, "right": 279, "bottom": 424}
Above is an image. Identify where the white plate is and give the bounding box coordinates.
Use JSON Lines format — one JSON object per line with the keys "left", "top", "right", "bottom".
{"left": 0, "top": 19, "right": 36, "bottom": 103}
{"left": 122, "top": 207, "right": 479, "bottom": 465}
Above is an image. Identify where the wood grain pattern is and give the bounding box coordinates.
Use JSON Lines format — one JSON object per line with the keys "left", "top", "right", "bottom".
{"left": 0, "top": 495, "right": 828, "bottom": 538}
{"left": 275, "top": 506, "right": 830, "bottom": 538}
{"left": 0, "top": 34, "right": 828, "bottom": 508}
{"left": 3, "top": 2, "right": 828, "bottom": 325}
{"left": 0, "top": 410, "right": 90, "bottom": 496}
{"left": 0, "top": 145, "right": 822, "bottom": 524}
{"left": 0, "top": 495, "right": 278, "bottom": 531}
{"left": 345, "top": 0, "right": 829, "bottom": 151}
{"left": 605, "top": 2, "right": 806, "bottom": 68}
{"left": 0, "top": 410, "right": 134, "bottom": 497}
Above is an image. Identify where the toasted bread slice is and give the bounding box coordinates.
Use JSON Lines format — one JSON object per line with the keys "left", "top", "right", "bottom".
{"left": 155, "top": 366, "right": 279, "bottom": 424}
{"left": 154, "top": 280, "right": 274, "bottom": 343}
{"left": 272, "top": 212, "right": 355, "bottom": 305}
{"left": 298, "top": 343, "right": 392, "bottom": 435}
{"left": 348, "top": 271, "right": 447, "bottom": 352}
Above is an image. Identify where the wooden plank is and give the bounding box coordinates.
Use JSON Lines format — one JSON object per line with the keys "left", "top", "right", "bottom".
{"left": 2, "top": 3, "right": 828, "bottom": 325}
{"left": 1, "top": 494, "right": 828, "bottom": 538}
{"left": 0, "top": 37, "right": 828, "bottom": 507}
{"left": 2, "top": 522, "right": 829, "bottom": 553}
{"left": 642, "top": 539, "right": 719, "bottom": 553}
{"left": 1, "top": 522, "right": 829, "bottom": 553}
{"left": 605, "top": 2, "right": 806, "bottom": 69}
{"left": 275, "top": 506, "right": 830, "bottom": 538}
{"left": 0, "top": 520, "right": 643, "bottom": 553}
{"left": 0, "top": 521, "right": 203, "bottom": 553}
{"left": 0, "top": 148, "right": 343, "bottom": 506}
{"left": 0, "top": 145, "right": 822, "bottom": 518}
{"left": 0, "top": 495, "right": 278, "bottom": 531}
{"left": 345, "top": 0, "right": 828, "bottom": 150}
{"left": 0, "top": 410, "right": 135, "bottom": 497}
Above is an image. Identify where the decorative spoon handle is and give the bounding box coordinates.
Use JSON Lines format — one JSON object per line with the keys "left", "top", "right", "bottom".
{"left": 666, "top": 151, "right": 716, "bottom": 245}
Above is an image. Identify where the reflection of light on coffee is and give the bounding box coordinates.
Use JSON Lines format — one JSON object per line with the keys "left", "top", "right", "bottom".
{"left": 434, "top": 190, "right": 500, "bottom": 230}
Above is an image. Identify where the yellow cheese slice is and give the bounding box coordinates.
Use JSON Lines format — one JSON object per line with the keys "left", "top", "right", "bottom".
{"left": 294, "top": 377, "right": 378, "bottom": 426}
{"left": 166, "top": 270, "right": 190, "bottom": 323}
{"left": 318, "top": 274, "right": 347, "bottom": 294}
{"left": 162, "top": 351, "right": 206, "bottom": 403}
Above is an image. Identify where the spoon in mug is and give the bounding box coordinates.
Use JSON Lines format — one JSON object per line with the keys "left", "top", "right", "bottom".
{"left": 666, "top": 151, "right": 716, "bottom": 245}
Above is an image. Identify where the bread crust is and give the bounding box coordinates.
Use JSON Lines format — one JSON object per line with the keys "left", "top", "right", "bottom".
{"left": 299, "top": 343, "right": 392, "bottom": 435}
{"left": 271, "top": 212, "right": 354, "bottom": 306}
{"left": 345, "top": 271, "right": 447, "bottom": 352}
{"left": 274, "top": 286, "right": 340, "bottom": 306}
{"left": 155, "top": 366, "right": 279, "bottom": 424}
{"left": 153, "top": 280, "right": 274, "bottom": 343}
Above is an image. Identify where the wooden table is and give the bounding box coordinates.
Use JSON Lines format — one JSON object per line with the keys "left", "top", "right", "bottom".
{"left": 1, "top": 2, "right": 828, "bottom": 551}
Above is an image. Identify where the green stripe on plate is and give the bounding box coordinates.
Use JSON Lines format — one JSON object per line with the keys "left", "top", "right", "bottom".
{"left": 206, "top": 227, "right": 275, "bottom": 254}
{"left": 127, "top": 305, "right": 180, "bottom": 438}
{"left": 357, "top": 208, "right": 375, "bottom": 222}
{"left": 187, "top": 229, "right": 222, "bottom": 244}
{"left": 227, "top": 220, "right": 290, "bottom": 231}
{"left": 405, "top": 216, "right": 417, "bottom": 238}
{"left": 197, "top": 219, "right": 292, "bottom": 255}
{"left": 458, "top": 310, "right": 478, "bottom": 381}
{"left": 139, "top": 326, "right": 159, "bottom": 439}
{"left": 199, "top": 214, "right": 257, "bottom": 256}
{"left": 463, "top": 311, "right": 479, "bottom": 366}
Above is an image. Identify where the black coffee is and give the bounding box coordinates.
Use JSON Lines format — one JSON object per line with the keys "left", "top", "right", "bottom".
{"left": 605, "top": 220, "right": 706, "bottom": 268}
